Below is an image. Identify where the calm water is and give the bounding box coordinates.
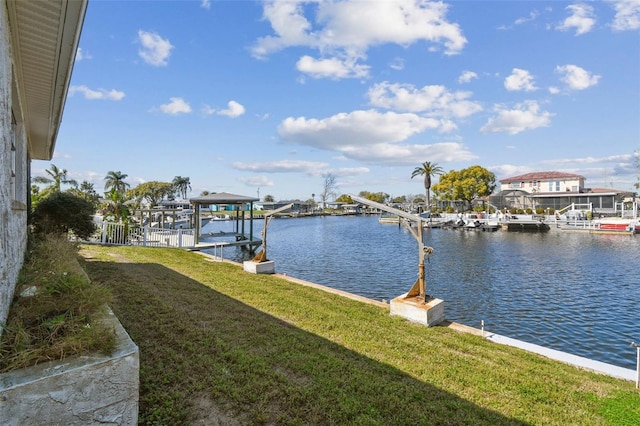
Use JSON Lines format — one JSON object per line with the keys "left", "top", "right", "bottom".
{"left": 202, "top": 215, "right": 640, "bottom": 370}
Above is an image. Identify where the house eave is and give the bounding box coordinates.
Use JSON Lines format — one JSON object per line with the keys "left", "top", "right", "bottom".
{"left": 7, "top": 0, "right": 87, "bottom": 160}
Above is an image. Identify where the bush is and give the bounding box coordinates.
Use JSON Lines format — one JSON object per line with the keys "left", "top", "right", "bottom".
{"left": 32, "top": 192, "right": 96, "bottom": 240}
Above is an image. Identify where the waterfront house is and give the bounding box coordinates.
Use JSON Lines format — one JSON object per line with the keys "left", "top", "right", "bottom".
{"left": 259, "top": 200, "right": 313, "bottom": 214}
{"left": 0, "top": 0, "right": 86, "bottom": 331}
{"left": 490, "top": 171, "right": 635, "bottom": 215}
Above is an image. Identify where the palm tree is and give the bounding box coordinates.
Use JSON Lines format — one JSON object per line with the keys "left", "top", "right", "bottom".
{"left": 104, "top": 171, "right": 130, "bottom": 194}
{"left": 33, "top": 164, "right": 77, "bottom": 193}
{"left": 100, "top": 188, "right": 131, "bottom": 222}
{"left": 411, "top": 161, "right": 444, "bottom": 212}
{"left": 172, "top": 176, "right": 191, "bottom": 200}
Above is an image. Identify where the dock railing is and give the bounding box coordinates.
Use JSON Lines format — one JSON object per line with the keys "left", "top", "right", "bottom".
{"left": 96, "top": 222, "right": 196, "bottom": 248}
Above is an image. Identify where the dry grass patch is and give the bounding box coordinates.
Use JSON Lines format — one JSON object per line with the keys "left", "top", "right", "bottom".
{"left": 0, "top": 235, "right": 115, "bottom": 373}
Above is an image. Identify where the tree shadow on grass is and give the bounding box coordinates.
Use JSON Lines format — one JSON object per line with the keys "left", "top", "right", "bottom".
{"left": 82, "top": 259, "right": 528, "bottom": 426}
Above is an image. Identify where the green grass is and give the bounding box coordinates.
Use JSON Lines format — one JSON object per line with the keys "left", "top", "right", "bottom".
{"left": 79, "top": 245, "right": 639, "bottom": 425}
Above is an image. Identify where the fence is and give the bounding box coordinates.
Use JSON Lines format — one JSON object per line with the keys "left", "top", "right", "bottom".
{"left": 97, "top": 222, "right": 196, "bottom": 248}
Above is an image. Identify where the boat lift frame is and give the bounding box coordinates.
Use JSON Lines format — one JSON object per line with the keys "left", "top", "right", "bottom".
{"left": 252, "top": 203, "right": 294, "bottom": 263}
{"left": 350, "top": 195, "right": 434, "bottom": 303}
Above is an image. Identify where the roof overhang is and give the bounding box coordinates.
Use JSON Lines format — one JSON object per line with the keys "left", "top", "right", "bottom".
{"left": 189, "top": 192, "right": 260, "bottom": 205}
{"left": 6, "top": 0, "right": 87, "bottom": 160}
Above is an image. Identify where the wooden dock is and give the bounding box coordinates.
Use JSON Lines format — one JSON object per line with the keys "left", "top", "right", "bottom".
{"left": 500, "top": 220, "right": 550, "bottom": 232}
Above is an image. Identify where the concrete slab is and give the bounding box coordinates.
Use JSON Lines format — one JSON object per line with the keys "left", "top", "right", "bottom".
{"left": 390, "top": 294, "right": 444, "bottom": 327}
{"left": 243, "top": 260, "right": 275, "bottom": 274}
{"left": 0, "top": 306, "right": 139, "bottom": 425}
{"left": 485, "top": 332, "right": 636, "bottom": 381}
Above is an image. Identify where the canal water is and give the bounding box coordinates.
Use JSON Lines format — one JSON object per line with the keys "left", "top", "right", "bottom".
{"left": 201, "top": 215, "right": 640, "bottom": 370}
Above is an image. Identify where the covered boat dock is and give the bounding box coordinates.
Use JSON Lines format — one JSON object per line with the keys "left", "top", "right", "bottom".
{"left": 189, "top": 192, "right": 262, "bottom": 250}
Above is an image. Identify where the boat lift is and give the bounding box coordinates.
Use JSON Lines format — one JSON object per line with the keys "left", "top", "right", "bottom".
{"left": 350, "top": 195, "right": 434, "bottom": 303}
{"left": 252, "top": 203, "right": 294, "bottom": 263}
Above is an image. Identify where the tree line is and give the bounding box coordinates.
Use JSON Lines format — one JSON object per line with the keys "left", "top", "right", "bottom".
{"left": 31, "top": 161, "right": 496, "bottom": 237}
{"left": 264, "top": 163, "right": 496, "bottom": 213}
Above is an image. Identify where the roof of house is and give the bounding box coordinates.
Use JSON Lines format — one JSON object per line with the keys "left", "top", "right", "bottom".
{"left": 500, "top": 171, "right": 585, "bottom": 183}
{"left": 7, "top": 0, "right": 87, "bottom": 160}
{"left": 189, "top": 192, "right": 260, "bottom": 204}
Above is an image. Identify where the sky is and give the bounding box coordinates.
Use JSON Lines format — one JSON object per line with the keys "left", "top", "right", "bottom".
{"left": 35, "top": 0, "right": 640, "bottom": 201}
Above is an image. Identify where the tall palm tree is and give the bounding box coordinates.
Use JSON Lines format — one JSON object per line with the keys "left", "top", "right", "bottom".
{"left": 411, "top": 161, "right": 444, "bottom": 212}
{"left": 172, "top": 176, "right": 191, "bottom": 199}
{"left": 104, "top": 171, "right": 130, "bottom": 194}
{"left": 33, "top": 164, "right": 77, "bottom": 193}
{"left": 100, "top": 188, "right": 131, "bottom": 222}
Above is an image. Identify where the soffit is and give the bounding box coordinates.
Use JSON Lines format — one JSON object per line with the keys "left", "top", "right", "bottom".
{"left": 7, "top": 0, "right": 87, "bottom": 160}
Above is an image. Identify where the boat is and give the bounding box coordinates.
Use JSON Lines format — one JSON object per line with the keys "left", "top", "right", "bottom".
{"left": 149, "top": 210, "right": 213, "bottom": 229}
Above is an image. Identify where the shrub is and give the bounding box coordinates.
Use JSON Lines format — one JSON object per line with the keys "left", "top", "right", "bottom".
{"left": 32, "top": 192, "right": 96, "bottom": 240}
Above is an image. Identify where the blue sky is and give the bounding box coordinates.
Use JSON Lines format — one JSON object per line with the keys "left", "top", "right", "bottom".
{"left": 36, "top": 0, "right": 640, "bottom": 201}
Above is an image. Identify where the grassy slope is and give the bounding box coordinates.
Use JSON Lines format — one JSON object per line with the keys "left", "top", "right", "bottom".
{"left": 79, "top": 245, "right": 639, "bottom": 425}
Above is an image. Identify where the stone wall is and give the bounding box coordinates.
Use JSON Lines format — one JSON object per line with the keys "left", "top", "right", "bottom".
{"left": 0, "top": 307, "right": 140, "bottom": 425}
{"left": 0, "top": 0, "right": 28, "bottom": 333}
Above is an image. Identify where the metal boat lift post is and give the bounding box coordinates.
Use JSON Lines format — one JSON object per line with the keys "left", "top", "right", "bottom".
{"left": 350, "top": 195, "right": 434, "bottom": 303}
{"left": 252, "top": 203, "right": 294, "bottom": 263}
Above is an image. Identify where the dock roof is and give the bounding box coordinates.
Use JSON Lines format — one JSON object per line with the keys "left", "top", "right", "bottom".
{"left": 189, "top": 192, "right": 259, "bottom": 205}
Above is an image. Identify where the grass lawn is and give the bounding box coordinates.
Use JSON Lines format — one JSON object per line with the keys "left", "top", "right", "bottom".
{"left": 79, "top": 245, "right": 639, "bottom": 425}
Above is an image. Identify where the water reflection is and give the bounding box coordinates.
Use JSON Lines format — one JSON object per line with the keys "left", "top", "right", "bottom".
{"left": 201, "top": 215, "right": 640, "bottom": 369}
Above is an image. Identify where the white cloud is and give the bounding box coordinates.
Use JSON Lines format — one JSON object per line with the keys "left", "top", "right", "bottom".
{"left": 542, "top": 153, "right": 633, "bottom": 165}
{"left": 201, "top": 105, "right": 216, "bottom": 116}
{"left": 219, "top": 101, "right": 246, "bottom": 118}
{"left": 514, "top": 10, "right": 540, "bottom": 26}
{"left": 481, "top": 101, "right": 554, "bottom": 135}
{"left": 366, "top": 82, "right": 483, "bottom": 123}
{"left": 556, "top": 4, "right": 595, "bottom": 35}
{"left": 339, "top": 141, "right": 477, "bottom": 165}
{"left": 75, "top": 47, "right": 91, "bottom": 61}
{"left": 504, "top": 68, "right": 537, "bottom": 92}
{"left": 251, "top": 0, "right": 467, "bottom": 78}
{"left": 201, "top": 0, "right": 211, "bottom": 10}
{"left": 458, "top": 70, "right": 478, "bottom": 84}
{"left": 159, "top": 97, "right": 192, "bottom": 114}
{"left": 69, "top": 85, "right": 125, "bottom": 101}
{"left": 137, "top": 30, "right": 174, "bottom": 66}
{"left": 607, "top": 0, "right": 640, "bottom": 31}
{"left": 548, "top": 86, "right": 560, "bottom": 95}
{"left": 328, "top": 167, "right": 370, "bottom": 177}
{"left": 232, "top": 161, "right": 370, "bottom": 178}
{"left": 555, "top": 64, "right": 600, "bottom": 90}
{"left": 278, "top": 109, "right": 438, "bottom": 150}
{"left": 201, "top": 101, "right": 246, "bottom": 118}
{"left": 491, "top": 165, "right": 531, "bottom": 180}
{"left": 296, "top": 55, "right": 370, "bottom": 79}
{"left": 237, "top": 176, "right": 274, "bottom": 187}
{"left": 389, "top": 58, "right": 405, "bottom": 71}
{"left": 498, "top": 9, "right": 540, "bottom": 30}
{"left": 232, "top": 160, "right": 329, "bottom": 174}
{"left": 276, "top": 109, "right": 476, "bottom": 165}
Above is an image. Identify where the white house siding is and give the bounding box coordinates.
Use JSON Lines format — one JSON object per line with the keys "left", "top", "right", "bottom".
{"left": 0, "top": 2, "right": 28, "bottom": 333}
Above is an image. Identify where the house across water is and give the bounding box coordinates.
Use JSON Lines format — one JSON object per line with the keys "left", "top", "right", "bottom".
{"left": 489, "top": 171, "right": 637, "bottom": 217}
